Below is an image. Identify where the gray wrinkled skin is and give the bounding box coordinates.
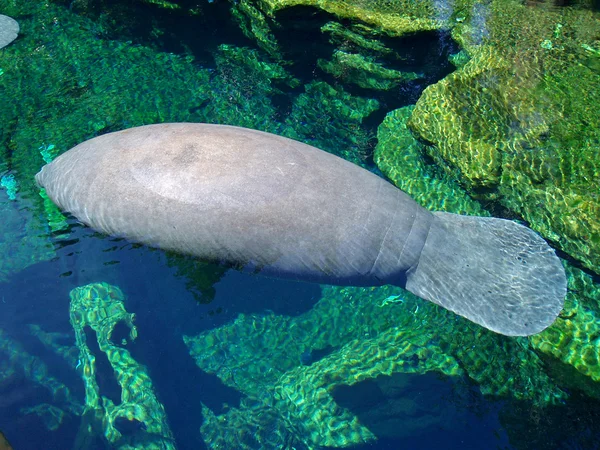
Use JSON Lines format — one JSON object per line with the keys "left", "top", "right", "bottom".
{"left": 0, "top": 15, "right": 19, "bottom": 50}
{"left": 36, "top": 123, "right": 566, "bottom": 336}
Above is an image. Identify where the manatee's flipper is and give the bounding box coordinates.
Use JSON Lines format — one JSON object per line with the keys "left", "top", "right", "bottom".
{"left": 405, "top": 212, "right": 566, "bottom": 336}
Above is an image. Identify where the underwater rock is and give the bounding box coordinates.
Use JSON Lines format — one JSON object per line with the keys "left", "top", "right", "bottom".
{"left": 0, "top": 15, "right": 18, "bottom": 50}
{"left": 374, "top": 106, "right": 489, "bottom": 214}
{"left": 530, "top": 265, "right": 600, "bottom": 392}
{"left": 186, "top": 285, "right": 564, "bottom": 447}
{"left": 37, "top": 123, "right": 566, "bottom": 336}
{"left": 0, "top": 327, "right": 81, "bottom": 428}
{"left": 260, "top": 0, "right": 442, "bottom": 36}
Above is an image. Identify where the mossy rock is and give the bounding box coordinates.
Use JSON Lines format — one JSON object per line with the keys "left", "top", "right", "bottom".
{"left": 259, "top": 0, "right": 443, "bottom": 36}
{"left": 408, "top": 46, "right": 510, "bottom": 191}
{"left": 374, "top": 106, "right": 489, "bottom": 214}
{"left": 407, "top": 0, "right": 600, "bottom": 273}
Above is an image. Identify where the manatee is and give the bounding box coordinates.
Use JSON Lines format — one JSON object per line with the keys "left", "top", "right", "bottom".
{"left": 35, "top": 123, "right": 566, "bottom": 336}
{"left": 0, "top": 15, "right": 19, "bottom": 50}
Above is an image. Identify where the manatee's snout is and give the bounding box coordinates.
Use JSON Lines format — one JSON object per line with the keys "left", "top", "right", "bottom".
{"left": 35, "top": 166, "right": 47, "bottom": 189}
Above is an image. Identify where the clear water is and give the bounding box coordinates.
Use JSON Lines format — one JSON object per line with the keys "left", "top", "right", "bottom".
{"left": 1, "top": 0, "right": 600, "bottom": 449}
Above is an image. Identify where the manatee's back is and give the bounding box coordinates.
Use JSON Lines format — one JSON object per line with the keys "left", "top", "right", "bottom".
{"left": 36, "top": 123, "right": 426, "bottom": 286}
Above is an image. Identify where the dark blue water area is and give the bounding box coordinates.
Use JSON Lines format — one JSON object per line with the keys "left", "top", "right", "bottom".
{"left": 1, "top": 217, "right": 509, "bottom": 449}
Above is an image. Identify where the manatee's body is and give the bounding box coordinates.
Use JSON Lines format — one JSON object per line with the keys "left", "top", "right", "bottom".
{"left": 36, "top": 123, "right": 566, "bottom": 336}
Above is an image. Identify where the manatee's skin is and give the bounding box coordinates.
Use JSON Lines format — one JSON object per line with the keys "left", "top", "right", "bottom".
{"left": 36, "top": 123, "right": 566, "bottom": 336}
{"left": 0, "top": 15, "right": 19, "bottom": 50}
{"left": 36, "top": 123, "right": 431, "bottom": 287}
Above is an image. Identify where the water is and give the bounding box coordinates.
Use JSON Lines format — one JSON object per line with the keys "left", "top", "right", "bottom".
{"left": 1, "top": 0, "right": 600, "bottom": 449}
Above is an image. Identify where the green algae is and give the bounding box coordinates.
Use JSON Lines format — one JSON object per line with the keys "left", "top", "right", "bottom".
{"left": 283, "top": 81, "right": 379, "bottom": 166}
{"left": 374, "top": 106, "right": 489, "bottom": 214}
{"left": 318, "top": 50, "right": 421, "bottom": 90}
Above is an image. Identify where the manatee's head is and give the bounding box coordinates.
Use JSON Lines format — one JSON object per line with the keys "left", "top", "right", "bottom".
{"left": 0, "top": 15, "right": 19, "bottom": 50}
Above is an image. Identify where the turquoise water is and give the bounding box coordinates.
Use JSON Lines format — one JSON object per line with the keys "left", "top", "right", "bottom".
{"left": 1, "top": 0, "right": 600, "bottom": 449}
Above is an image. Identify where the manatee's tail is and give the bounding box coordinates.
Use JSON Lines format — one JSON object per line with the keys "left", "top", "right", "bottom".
{"left": 405, "top": 212, "right": 566, "bottom": 336}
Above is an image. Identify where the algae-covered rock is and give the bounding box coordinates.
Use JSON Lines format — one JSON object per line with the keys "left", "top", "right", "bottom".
{"left": 70, "top": 282, "right": 175, "bottom": 450}
{"left": 260, "top": 0, "right": 443, "bottom": 36}
{"left": 185, "top": 284, "right": 564, "bottom": 447}
{"left": 407, "top": 0, "right": 600, "bottom": 273}
{"left": 409, "top": 45, "right": 510, "bottom": 191}
{"left": 374, "top": 106, "right": 489, "bottom": 214}
{"left": 231, "top": 0, "right": 281, "bottom": 58}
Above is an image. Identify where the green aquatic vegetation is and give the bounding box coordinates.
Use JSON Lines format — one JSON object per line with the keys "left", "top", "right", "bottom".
{"left": 283, "top": 81, "right": 379, "bottom": 166}
{"left": 318, "top": 50, "right": 421, "bottom": 90}
{"left": 203, "top": 44, "right": 292, "bottom": 131}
